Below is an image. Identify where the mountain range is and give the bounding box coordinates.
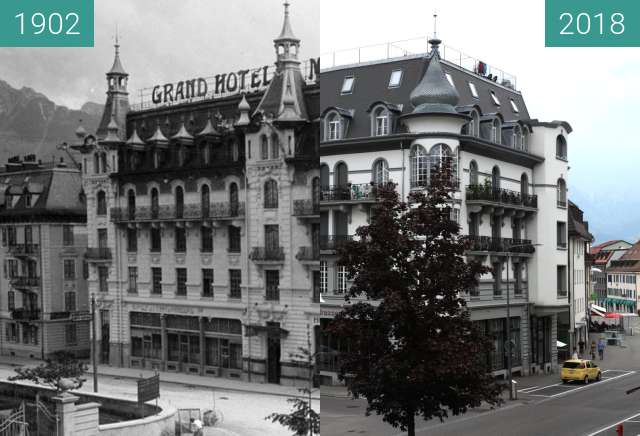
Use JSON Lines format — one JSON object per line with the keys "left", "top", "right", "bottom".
{"left": 0, "top": 79, "right": 102, "bottom": 163}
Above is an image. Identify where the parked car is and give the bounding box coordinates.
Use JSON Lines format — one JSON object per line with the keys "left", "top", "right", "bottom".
{"left": 561, "top": 359, "right": 601, "bottom": 384}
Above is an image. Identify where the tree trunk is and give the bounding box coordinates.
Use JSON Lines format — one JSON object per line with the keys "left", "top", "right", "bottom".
{"left": 407, "top": 414, "right": 415, "bottom": 436}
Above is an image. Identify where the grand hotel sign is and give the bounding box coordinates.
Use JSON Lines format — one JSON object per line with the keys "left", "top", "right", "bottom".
{"left": 149, "top": 57, "right": 320, "bottom": 106}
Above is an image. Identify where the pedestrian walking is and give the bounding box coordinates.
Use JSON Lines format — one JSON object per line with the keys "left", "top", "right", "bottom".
{"left": 590, "top": 340, "right": 597, "bottom": 360}
{"left": 191, "top": 417, "right": 204, "bottom": 436}
{"left": 597, "top": 338, "right": 605, "bottom": 360}
{"left": 572, "top": 347, "right": 579, "bottom": 359}
{"left": 579, "top": 339, "right": 585, "bottom": 356}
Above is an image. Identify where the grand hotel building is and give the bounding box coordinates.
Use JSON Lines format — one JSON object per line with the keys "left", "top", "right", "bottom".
{"left": 319, "top": 37, "right": 573, "bottom": 384}
{"left": 73, "top": 4, "right": 319, "bottom": 385}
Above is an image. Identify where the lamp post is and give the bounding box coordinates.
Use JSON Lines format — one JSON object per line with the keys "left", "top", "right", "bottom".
{"left": 91, "top": 294, "right": 98, "bottom": 393}
{"left": 505, "top": 242, "right": 541, "bottom": 400}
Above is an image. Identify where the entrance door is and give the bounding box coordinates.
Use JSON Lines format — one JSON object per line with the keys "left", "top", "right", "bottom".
{"left": 267, "top": 322, "right": 281, "bottom": 384}
{"left": 100, "top": 310, "right": 110, "bottom": 364}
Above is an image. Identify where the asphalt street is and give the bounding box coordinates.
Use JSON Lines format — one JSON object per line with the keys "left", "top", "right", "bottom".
{"left": 321, "top": 321, "right": 640, "bottom": 436}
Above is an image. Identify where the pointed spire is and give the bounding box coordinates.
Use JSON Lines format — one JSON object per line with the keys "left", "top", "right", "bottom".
{"left": 236, "top": 94, "right": 251, "bottom": 126}
{"left": 408, "top": 38, "right": 459, "bottom": 115}
{"left": 275, "top": 1, "right": 299, "bottom": 42}
{"left": 171, "top": 116, "right": 194, "bottom": 144}
{"left": 148, "top": 119, "right": 168, "bottom": 147}
{"left": 109, "top": 26, "right": 127, "bottom": 76}
{"left": 102, "top": 114, "right": 122, "bottom": 144}
{"left": 197, "top": 112, "right": 220, "bottom": 137}
{"left": 126, "top": 123, "right": 145, "bottom": 149}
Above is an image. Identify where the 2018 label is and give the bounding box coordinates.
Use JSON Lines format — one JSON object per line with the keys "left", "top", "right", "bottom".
{"left": 559, "top": 12, "right": 625, "bottom": 36}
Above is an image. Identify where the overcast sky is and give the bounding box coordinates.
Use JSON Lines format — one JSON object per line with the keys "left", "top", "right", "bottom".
{"left": 321, "top": 0, "right": 640, "bottom": 243}
{"left": 0, "top": 0, "right": 319, "bottom": 109}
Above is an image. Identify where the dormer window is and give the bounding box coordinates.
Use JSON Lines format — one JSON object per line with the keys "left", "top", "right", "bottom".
{"left": 326, "top": 112, "right": 342, "bottom": 141}
{"left": 510, "top": 99, "right": 519, "bottom": 113}
{"left": 490, "top": 91, "right": 501, "bottom": 106}
{"left": 468, "top": 82, "right": 479, "bottom": 98}
{"left": 492, "top": 119, "right": 502, "bottom": 144}
{"left": 372, "top": 107, "right": 390, "bottom": 136}
{"left": 388, "top": 70, "right": 403, "bottom": 88}
{"left": 341, "top": 76, "right": 355, "bottom": 94}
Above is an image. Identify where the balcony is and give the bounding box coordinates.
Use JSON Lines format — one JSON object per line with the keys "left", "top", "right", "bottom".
{"left": 110, "top": 202, "right": 245, "bottom": 223}
{"left": 11, "top": 308, "right": 40, "bottom": 321}
{"left": 320, "top": 235, "right": 353, "bottom": 252}
{"left": 85, "top": 248, "right": 112, "bottom": 262}
{"left": 293, "top": 200, "right": 319, "bottom": 218}
{"left": 465, "top": 235, "right": 535, "bottom": 256}
{"left": 249, "top": 247, "right": 285, "bottom": 264}
{"left": 296, "top": 246, "right": 320, "bottom": 263}
{"left": 10, "top": 276, "right": 40, "bottom": 289}
{"left": 320, "top": 183, "right": 381, "bottom": 206}
{"left": 7, "top": 244, "right": 39, "bottom": 257}
{"left": 465, "top": 185, "right": 537, "bottom": 210}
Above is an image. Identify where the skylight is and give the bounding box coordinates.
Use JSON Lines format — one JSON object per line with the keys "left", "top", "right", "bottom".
{"left": 490, "top": 91, "right": 501, "bottom": 106}
{"left": 445, "top": 73, "right": 455, "bottom": 88}
{"left": 341, "top": 76, "right": 355, "bottom": 94}
{"left": 510, "top": 99, "right": 519, "bottom": 113}
{"left": 468, "top": 82, "right": 478, "bottom": 98}
{"left": 388, "top": 70, "right": 403, "bottom": 88}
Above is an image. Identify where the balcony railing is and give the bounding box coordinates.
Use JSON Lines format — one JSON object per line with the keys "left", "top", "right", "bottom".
{"left": 85, "top": 248, "right": 112, "bottom": 261}
{"left": 11, "top": 308, "right": 40, "bottom": 321}
{"left": 266, "top": 286, "right": 280, "bottom": 301}
{"left": 293, "top": 200, "right": 320, "bottom": 216}
{"left": 320, "top": 235, "right": 354, "bottom": 251}
{"left": 466, "top": 185, "right": 537, "bottom": 209}
{"left": 10, "top": 276, "right": 40, "bottom": 288}
{"left": 464, "top": 235, "right": 535, "bottom": 254}
{"left": 111, "top": 202, "right": 245, "bottom": 222}
{"left": 296, "top": 246, "right": 320, "bottom": 262}
{"left": 7, "top": 244, "right": 39, "bottom": 256}
{"left": 249, "top": 247, "right": 285, "bottom": 262}
{"left": 321, "top": 183, "right": 381, "bottom": 202}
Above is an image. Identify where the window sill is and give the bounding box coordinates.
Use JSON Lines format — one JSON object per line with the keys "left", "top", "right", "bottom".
{"left": 228, "top": 295, "right": 242, "bottom": 300}
{"left": 556, "top": 156, "right": 568, "bottom": 162}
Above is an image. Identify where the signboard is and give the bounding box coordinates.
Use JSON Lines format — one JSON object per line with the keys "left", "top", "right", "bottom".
{"left": 137, "top": 374, "right": 160, "bottom": 404}
{"left": 70, "top": 311, "right": 92, "bottom": 322}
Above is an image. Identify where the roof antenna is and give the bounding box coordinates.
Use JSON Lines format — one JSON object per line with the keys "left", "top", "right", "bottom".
{"left": 433, "top": 11, "right": 438, "bottom": 39}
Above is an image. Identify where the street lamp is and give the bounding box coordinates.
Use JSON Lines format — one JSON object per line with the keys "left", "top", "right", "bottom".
{"left": 90, "top": 293, "right": 99, "bottom": 392}
{"left": 505, "top": 242, "right": 542, "bottom": 400}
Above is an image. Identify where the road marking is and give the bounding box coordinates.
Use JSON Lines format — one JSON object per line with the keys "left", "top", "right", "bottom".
{"left": 519, "top": 382, "right": 562, "bottom": 393}
{"left": 535, "top": 370, "right": 636, "bottom": 400}
{"left": 517, "top": 385, "right": 539, "bottom": 393}
{"left": 586, "top": 411, "right": 640, "bottom": 436}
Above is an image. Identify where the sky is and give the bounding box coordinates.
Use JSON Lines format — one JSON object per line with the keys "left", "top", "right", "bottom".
{"left": 0, "top": 0, "right": 320, "bottom": 109}
{"left": 321, "top": 0, "right": 640, "bottom": 244}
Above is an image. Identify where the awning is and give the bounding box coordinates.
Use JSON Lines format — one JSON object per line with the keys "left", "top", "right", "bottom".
{"left": 557, "top": 340, "right": 567, "bottom": 348}
{"left": 590, "top": 305, "right": 606, "bottom": 317}
{"left": 592, "top": 304, "right": 607, "bottom": 313}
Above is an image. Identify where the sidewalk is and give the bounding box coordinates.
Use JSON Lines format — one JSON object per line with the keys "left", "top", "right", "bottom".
{"left": 0, "top": 354, "right": 320, "bottom": 400}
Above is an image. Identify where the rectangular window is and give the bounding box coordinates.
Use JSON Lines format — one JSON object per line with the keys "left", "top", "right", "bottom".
{"left": 265, "top": 225, "right": 279, "bottom": 251}
{"left": 127, "top": 227, "right": 137, "bottom": 252}
{"left": 151, "top": 267, "right": 162, "bottom": 294}
{"left": 266, "top": 270, "right": 280, "bottom": 301}
{"left": 320, "top": 261, "right": 328, "bottom": 294}
{"left": 328, "top": 120, "right": 341, "bottom": 140}
{"left": 175, "top": 227, "right": 186, "bottom": 252}
{"left": 176, "top": 268, "right": 187, "bottom": 296}
{"left": 8, "top": 291, "right": 14, "bottom": 311}
{"left": 468, "top": 82, "right": 479, "bottom": 98}
{"left": 98, "top": 266, "right": 108, "bottom": 292}
{"left": 64, "top": 291, "right": 76, "bottom": 312}
{"left": 128, "top": 267, "right": 138, "bottom": 293}
{"left": 557, "top": 221, "right": 567, "bottom": 248}
{"left": 229, "top": 269, "right": 241, "bottom": 299}
{"left": 388, "top": 69, "right": 403, "bottom": 88}
{"left": 557, "top": 265, "right": 568, "bottom": 297}
{"left": 7, "top": 259, "right": 18, "bottom": 279}
{"left": 63, "top": 259, "right": 75, "bottom": 281}
{"left": 336, "top": 265, "right": 348, "bottom": 293}
{"left": 201, "top": 226, "right": 213, "bottom": 253}
{"left": 202, "top": 269, "right": 214, "bottom": 298}
{"left": 150, "top": 227, "right": 161, "bottom": 252}
{"left": 375, "top": 115, "right": 389, "bottom": 136}
{"left": 228, "top": 225, "right": 241, "bottom": 253}
{"left": 510, "top": 99, "right": 519, "bottom": 113}
{"left": 65, "top": 324, "right": 77, "bottom": 345}
{"left": 341, "top": 76, "right": 354, "bottom": 94}
{"left": 63, "top": 225, "right": 74, "bottom": 246}
{"left": 514, "top": 263, "right": 523, "bottom": 295}
{"left": 24, "top": 226, "right": 32, "bottom": 245}
{"left": 313, "top": 270, "right": 320, "bottom": 303}
{"left": 493, "top": 262, "right": 502, "bottom": 296}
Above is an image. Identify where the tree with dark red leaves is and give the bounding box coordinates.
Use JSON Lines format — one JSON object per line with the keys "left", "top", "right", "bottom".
{"left": 329, "top": 163, "right": 504, "bottom": 436}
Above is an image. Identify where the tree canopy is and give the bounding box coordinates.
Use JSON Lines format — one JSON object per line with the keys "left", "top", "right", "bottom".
{"left": 9, "top": 351, "right": 87, "bottom": 394}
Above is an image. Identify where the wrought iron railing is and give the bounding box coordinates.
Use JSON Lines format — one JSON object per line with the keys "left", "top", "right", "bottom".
{"left": 466, "top": 185, "right": 537, "bottom": 208}
{"left": 320, "top": 235, "right": 354, "bottom": 251}
{"left": 85, "top": 248, "right": 112, "bottom": 260}
{"left": 111, "top": 202, "right": 245, "bottom": 222}
{"left": 320, "top": 183, "right": 382, "bottom": 202}
{"left": 7, "top": 243, "right": 39, "bottom": 256}
{"left": 296, "top": 246, "right": 320, "bottom": 261}
{"left": 10, "top": 276, "right": 40, "bottom": 288}
{"left": 249, "top": 247, "right": 285, "bottom": 262}
{"left": 293, "top": 199, "right": 320, "bottom": 216}
{"left": 464, "top": 235, "right": 535, "bottom": 254}
{"left": 11, "top": 308, "right": 40, "bottom": 321}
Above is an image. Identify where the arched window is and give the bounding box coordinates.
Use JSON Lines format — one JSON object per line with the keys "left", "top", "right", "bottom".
{"left": 201, "top": 185, "right": 210, "bottom": 218}
{"left": 100, "top": 153, "right": 108, "bottom": 173}
{"left": 96, "top": 191, "right": 107, "bottom": 216}
{"left": 127, "top": 189, "right": 136, "bottom": 220}
{"left": 271, "top": 133, "right": 279, "bottom": 159}
{"left": 492, "top": 166, "right": 501, "bottom": 190}
{"left": 469, "top": 160, "right": 478, "bottom": 185}
{"left": 556, "top": 135, "right": 567, "bottom": 159}
{"left": 410, "top": 144, "right": 428, "bottom": 188}
{"left": 260, "top": 135, "right": 269, "bottom": 160}
{"left": 522, "top": 129, "right": 529, "bottom": 152}
{"left": 464, "top": 110, "right": 480, "bottom": 136}
{"left": 231, "top": 141, "right": 239, "bottom": 162}
{"left": 175, "top": 186, "right": 184, "bottom": 218}
{"left": 557, "top": 178, "right": 567, "bottom": 207}
{"left": 93, "top": 153, "right": 100, "bottom": 173}
{"left": 151, "top": 188, "right": 159, "bottom": 219}
{"left": 513, "top": 125, "right": 522, "bottom": 150}
{"left": 334, "top": 162, "right": 348, "bottom": 187}
{"left": 520, "top": 173, "right": 528, "bottom": 197}
{"left": 372, "top": 159, "right": 389, "bottom": 185}
{"left": 177, "top": 146, "right": 186, "bottom": 166}
{"left": 312, "top": 177, "right": 320, "bottom": 210}
{"left": 429, "top": 144, "right": 453, "bottom": 171}
{"left": 373, "top": 107, "right": 390, "bottom": 136}
{"left": 264, "top": 179, "right": 278, "bottom": 209}
{"left": 201, "top": 142, "right": 211, "bottom": 165}
{"left": 326, "top": 112, "right": 342, "bottom": 141}
{"left": 229, "top": 182, "right": 239, "bottom": 216}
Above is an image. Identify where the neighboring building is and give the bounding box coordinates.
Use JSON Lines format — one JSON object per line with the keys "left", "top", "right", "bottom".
{"left": 0, "top": 155, "right": 89, "bottom": 358}
{"left": 590, "top": 240, "right": 632, "bottom": 311}
{"left": 74, "top": 4, "right": 319, "bottom": 385}
{"left": 567, "top": 201, "right": 593, "bottom": 355}
{"left": 320, "top": 36, "right": 572, "bottom": 383}
{"left": 605, "top": 240, "right": 640, "bottom": 314}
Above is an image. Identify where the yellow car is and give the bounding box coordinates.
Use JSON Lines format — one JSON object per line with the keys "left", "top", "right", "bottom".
{"left": 561, "top": 359, "right": 602, "bottom": 384}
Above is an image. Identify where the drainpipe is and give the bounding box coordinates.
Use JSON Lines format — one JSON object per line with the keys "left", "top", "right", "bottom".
{"left": 39, "top": 224, "right": 44, "bottom": 360}
{"left": 400, "top": 141, "right": 405, "bottom": 200}
{"left": 244, "top": 157, "right": 251, "bottom": 382}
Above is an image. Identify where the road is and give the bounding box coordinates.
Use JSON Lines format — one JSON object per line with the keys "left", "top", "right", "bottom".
{"left": 322, "top": 324, "right": 640, "bottom": 435}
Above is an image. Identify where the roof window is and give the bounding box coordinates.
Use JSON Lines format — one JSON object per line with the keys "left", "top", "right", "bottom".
{"left": 468, "top": 82, "right": 479, "bottom": 98}
{"left": 510, "top": 99, "right": 519, "bottom": 113}
{"left": 341, "top": 76, "right": 355, "bottom": 94}
{"left": 445, "top": 73, "right": 455, "bottom": 88}
{"left": 388, "top": 70, "right": 403, "bottom": 88}
{"left": 490, "top": 91, "right": 501, "bottom": 106}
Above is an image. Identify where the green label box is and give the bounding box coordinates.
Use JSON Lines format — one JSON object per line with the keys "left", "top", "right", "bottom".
{"left": 546, "top": 0, "right": 640, "bottom": 47}
{"left": 0, "top": 0, "right": 94, "bottom": 47}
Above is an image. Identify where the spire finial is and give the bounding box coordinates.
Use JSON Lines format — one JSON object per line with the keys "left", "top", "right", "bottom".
{"left": 433, "top": 11, "right": 438, "bottom": 39}
{"left": 115, "top": 24, "right": 120, "bottom": 54}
